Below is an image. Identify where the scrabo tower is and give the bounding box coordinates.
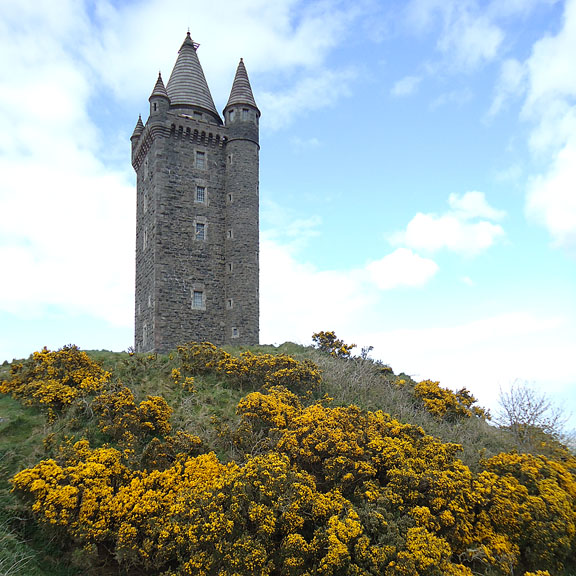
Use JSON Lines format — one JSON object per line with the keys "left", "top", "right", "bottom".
{"left": 131, "top": 33, "right": 260, "bottom": 353}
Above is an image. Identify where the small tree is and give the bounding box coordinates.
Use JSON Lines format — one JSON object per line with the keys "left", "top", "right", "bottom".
{"left": 496, "top": 381, "right": 569, "bottom": 453}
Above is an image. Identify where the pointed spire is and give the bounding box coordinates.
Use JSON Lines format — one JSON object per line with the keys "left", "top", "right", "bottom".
{"left": 225, "top": 58, "right": 259, "bottom": 111}
{"left": 149, "top": 72, "right": 169, "bottom": 101}
{"left": 166, "top": 32, "right": 219, "bottom": 117}
{"left": 131, "top": 115, "right": 144, "bottom": 140}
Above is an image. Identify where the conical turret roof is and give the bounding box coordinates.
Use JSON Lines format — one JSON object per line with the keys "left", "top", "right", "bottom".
{"left": 166, "top": 32, "right": 219, "bottom": 116}
{"left": 131, "top": 115, "right": 144, "bottom": 139}
{"left": 225, "top": 58, "right": 259, "bottom": 111}
{"left": 149, "top": 72, "right": 169, "bottom": 100}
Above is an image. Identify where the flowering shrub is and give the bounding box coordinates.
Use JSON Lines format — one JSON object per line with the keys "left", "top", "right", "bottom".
{"left": 236, "top": 387, "right": 303, "bottom": 432}
{"left": 312, "top": 330, "right": 356, "bottom": 359}
{"left": 216, "top": 351, "right": 322, "bottom": 393}
{"left": 176, "top": 341, "right": 229, "bottom": 375}
{"left": 0, "top": 345, "right": 110, "bottom": 416}
{"left": 480, "top": 452, "right": 576, "bottom": 572}
{"left": 140, "top": 430, "right": 204, "bottom": 470}
{"left": 176, "top": 343, "right": 322, "bottom": 394}
{"left": 414, "top": 380, "right": 490, "bottom": 421}
{"left": 93, "top": 385, "right": 172, "bottom": 445}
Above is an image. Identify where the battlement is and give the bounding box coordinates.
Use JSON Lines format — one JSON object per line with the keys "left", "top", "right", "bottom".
{"left": 132, "top": 120, "right": 228, "bottom": 171}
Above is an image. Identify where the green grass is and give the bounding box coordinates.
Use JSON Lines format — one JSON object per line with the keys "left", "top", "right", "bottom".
{"left": 0, "top": 393, "right": 80, "bottom": 576}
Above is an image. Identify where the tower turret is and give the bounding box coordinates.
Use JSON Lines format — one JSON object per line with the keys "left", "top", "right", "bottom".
{"left": 223, "top": 59, "right": 260, "bottom": 344}
{"left": 130, "top": 115, "right": 144, "bottom": 157}
{"left": 223, "top": 58, "right": 260, "bottom": 143}
{"left": 149, "top": 73, "right": 170, "bottom": 117}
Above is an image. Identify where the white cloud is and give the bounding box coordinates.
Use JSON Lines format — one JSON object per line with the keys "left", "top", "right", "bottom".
{"left": 395, "top": 192, "right": 505, "bottom": 256}
{"left": 260, "top": 237, "right": 372, "bottom": 345}
{"left": 512, "top": 0, "right": 576, "bottom": 251}
{"left": 366, "top": 248, "right": 438, "bottom": 289}
{"left": 0, "top": 1, "right": 134, "bottom": 329}
{"left": 522, "top": 0, "right": 576, "bottom": 121}
{"left": 260, "top": 236, "right": 439, "bottom": 345}
{"left": 391, "top": 75, "right": 422, "bottom": 97}
{"left": 526, "top": 144, "right": 576, "bottom": 252}
{"left": 406, "top": 0, "right": 504, "bottom": 71}
{"left": 448, "top": 190, "right": 506, "bottom": 220}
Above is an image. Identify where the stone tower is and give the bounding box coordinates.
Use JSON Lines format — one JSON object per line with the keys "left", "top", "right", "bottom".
{"left": 131, "top": 33, "right": 260, "bottom": 353}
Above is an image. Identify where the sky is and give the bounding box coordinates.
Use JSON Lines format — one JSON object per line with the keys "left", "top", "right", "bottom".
{"left": 0, "top": 0, "right": 575, "bottom": 429}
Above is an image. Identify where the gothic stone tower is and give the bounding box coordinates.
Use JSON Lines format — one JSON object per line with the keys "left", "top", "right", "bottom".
{"left": 131, "top": 33, "right": 260, "bottom": 353}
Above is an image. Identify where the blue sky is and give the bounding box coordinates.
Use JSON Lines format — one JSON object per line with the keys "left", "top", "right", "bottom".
{"left": 0, "top": 0, "right": 575, "bottom": 429}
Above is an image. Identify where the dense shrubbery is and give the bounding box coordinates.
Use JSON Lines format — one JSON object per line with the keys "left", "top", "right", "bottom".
{"left": 2, "top": 343, "right": 576, "bottom": 576}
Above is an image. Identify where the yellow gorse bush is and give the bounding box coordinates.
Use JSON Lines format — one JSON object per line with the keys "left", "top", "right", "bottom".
{"left": 414, "top": 380, "right": 490, "bottom": 422}
{"left": 94, "top": 385, "right": 172, "bottom": 444}
{"left": 176, "top": 342, "right": 322, "bottom": 393}
{"left": 0, "top": 345, "right": 110, "bottom": 416}
{"left": 312, "top": 330, "right": 356, "bottom": 359}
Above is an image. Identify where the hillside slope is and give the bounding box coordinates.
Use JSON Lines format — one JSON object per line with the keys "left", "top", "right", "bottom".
{"left": 1, "top": 340, "right": 575, "bottom": 576}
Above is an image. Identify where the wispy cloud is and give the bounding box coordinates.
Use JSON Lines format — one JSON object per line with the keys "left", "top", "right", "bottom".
{"left": 406, "top": 0, "right": 504, "bottom": 72}
{"left": 391, "top": 75, "right": 422, "bottom": 97}
{"left": 258, "top": 67, "right": 357, "bottom": 130}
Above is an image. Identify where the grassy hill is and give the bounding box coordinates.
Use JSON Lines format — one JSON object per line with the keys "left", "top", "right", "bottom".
{"left": 1, "top": 339, "right": 574, "bottom": 576}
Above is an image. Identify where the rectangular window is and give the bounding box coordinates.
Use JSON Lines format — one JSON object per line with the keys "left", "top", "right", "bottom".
{"left": 227, "top": 299, "right": 233, "bottom": 309}
{"left": 227, "top": 229, "right": 233, "bottom": 239}
{"left": 194, "top": 111, "right": 202, "bottom": 119}
{"left": 196, "top": 151, "right": 206, "bottom": 169}
{"left": 192, "top": 290, "right": 204, "bottom": 309}
{"left": 195, "top": 186, "right": 206, "bottom": 203}
{"left": 232, "top": 327, "right": 239, "bottom": 338}
{"left": 242, "top": 108, "right": 249, "bottom": 120}
{"left": 229, "top": 109, "right": 235, "bottom": 121}
{"left": 227, "top": 262, "right": 233, "bottom": 272}
{"left": 195, "top": 222, "right": 205, "bottom": 241}
{"left": 143, "top": 229, "right": 148, "bottom": 250}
